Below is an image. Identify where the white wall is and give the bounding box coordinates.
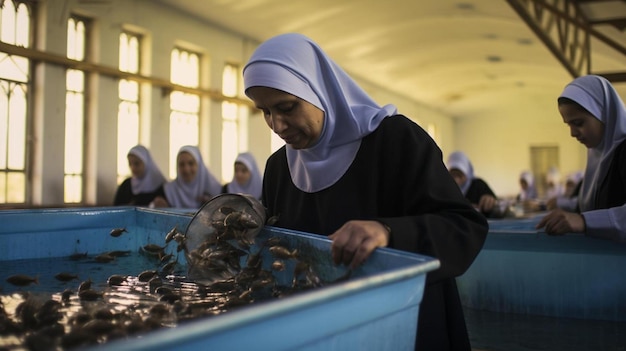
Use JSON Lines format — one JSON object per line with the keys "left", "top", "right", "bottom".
{"left": 452, "top": 89, "right": 588, "bottom": 198}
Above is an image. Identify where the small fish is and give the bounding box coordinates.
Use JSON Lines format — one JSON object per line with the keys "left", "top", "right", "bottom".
{"left": 107, "top": 275, "right": 128, "bottom": 286}
{"left": 142, "top": 244, "right": 166, "bottom": 253}
{"left": 164, "top": 227, "right": 179, "bottom": 244}
{"left": 269, "top": 246, "right": 298, "bottom": 259}
{"left": 218, "top": 206, "right": 237, "bottom": 215}
{"left": 61, "top": 289, "right": 73, "bottom": 303}
{"left": 161, "top": 260, "right": 178, "bottom": 274}
{"left": 109, "top": 227, "right": 127, "bottom": 237}
{"left": 271, "top": 260, "right": 286, "bottom": 271}
{"left": 54, "top": 272, "right": 79, "bottom": 282}
{"left": 107, "top": 250, "right": 131, "bottom": 257}
{"left": 78, "top": 289, "right": 103, "bottom": 301}
{"left": 160, "top": 253, "right": 174, "bottom": 263}
{"left": 94, "top": 253, "right": 115, "bottom": 263}
{"left": 6, "top": 274, "right": 38, "bottom": 286}
{"left": 78, "top": 279, "right": 92, "bottom": 292}
{"left": 68, "top": 252, "right": 88, "bottom": 260}
{"left": 266, "top": 214, "right": 280, "bottom": 226}
{"left": 224, "top": 212, "right": 259, "bottom": 230}
{"left": 138, "top": 270, "right": 158, "bottom": 282}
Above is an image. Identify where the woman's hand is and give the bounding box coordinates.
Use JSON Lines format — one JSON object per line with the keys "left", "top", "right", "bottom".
{"left": 329, "top": 220, "right": 390, "bottom": 269}
{"left": 151, "top": 196, "right": 169, "bottom": 208}
{"left": 545, "top": 197, "right": 557, "bottom": 210}
{"left": 477, "top": 195, "right": 497, "bottom": 213}
{"left": 536, "top": 208, "right": 585, "bottom": 235}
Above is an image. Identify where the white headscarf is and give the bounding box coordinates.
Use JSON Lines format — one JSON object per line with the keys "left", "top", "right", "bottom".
{"left": 163, "top": 145, "right": 222, "bottom": 208}
{"left": 446, "top": 151, "right": 474, "bottom": 196}
{"left": 519, "top": 170, "right": 538, "bottom": 201}
{"left": 128, "top": 145, "right": 166, "bottom": 194}
{"left": 559, "top": 75, "right": 626, "bottom": 211}
{"left": 226, "top": 152, "right": 263, "bottom": 200}
{"left": 545, "top": 166, "right": 564, "bottom": 199}
{"left": 243, "top": 33, "right": 397, "bottom": 193}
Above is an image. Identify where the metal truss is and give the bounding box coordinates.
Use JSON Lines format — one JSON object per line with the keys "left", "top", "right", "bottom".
{"left": 507, "top": 0, "right": 626, "bottom": 82}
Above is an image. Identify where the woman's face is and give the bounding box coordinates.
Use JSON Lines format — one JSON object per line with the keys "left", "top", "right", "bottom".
{"left": 234, "top": 162, "right": 251, "bottom": 185}
{"left": 177, "top": 152, "right": 198, "bottom": 183}
{"left": 449, "top": 169, "right": 466, "bottom": 188}
{"left": 127, "top": 154, "right": 145, "bottom": 178}
{"left": 559, "top": 103, "right": 605, "bottom": 148}
{"left": 520, "top": 178, "right": 528, "bottom": 190}
{"left": 247, "top": 87, "right": 324, "bottom": 149}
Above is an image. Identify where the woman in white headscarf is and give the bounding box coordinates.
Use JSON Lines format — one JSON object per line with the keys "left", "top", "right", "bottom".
{"left": 517, "top": 170, "right": 538, "bottom": 201}
{"left": 244, "top": 33, "right": 487, "bottom": 351}
{"left": 546, "top": 170, "right": 583, "bottom": 211}
{"left": 446, "top": 151, "right": 499, "bottom": 217}
{"left": 544, "top": 166, "right": 564, "bottom": 200}
{"left": 537, "top": 75, "right": 626, "bottom": 240}
{"left": 153, "top": 145, "right": 222, "bottom": 209}
{"left": 222, "top": 152, "right": 263, "bottom": 200}
{"left": 113, "top": 145, "right": 167, "bottom": 206}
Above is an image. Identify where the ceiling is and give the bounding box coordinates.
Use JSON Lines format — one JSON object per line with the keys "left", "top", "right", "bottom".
{"left": 154, "top": 0, "right": 626, "bottom": 120}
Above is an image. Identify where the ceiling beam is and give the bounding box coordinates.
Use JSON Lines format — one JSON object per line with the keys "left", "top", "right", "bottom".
{"left": 506, "top": 0, "right": 626, "bottom": 82}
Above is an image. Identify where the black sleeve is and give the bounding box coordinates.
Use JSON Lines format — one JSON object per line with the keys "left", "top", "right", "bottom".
{"left": 371, "top": 116, "right": 488, "bottom": 282}
{"left": 113, "top": 178, "right": 133, "bottom": 206}
{"left": 465, "top": 178, "right": 496, "bottom": 204}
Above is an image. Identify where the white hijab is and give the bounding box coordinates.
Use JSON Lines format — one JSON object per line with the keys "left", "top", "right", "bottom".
{"left": 446, "top": 151, "right": 474, "bottom": 196}
{"left": 559, "top": 75, "right": 626, "bottom": 211}
{"left": 243, "top": 33, "right": 397, "bottom": 193}
{"left": 164, "top": 145, "right": 222, "bottom": 208}
{"left": 518, "top": 170, "right": 538, "bottom": 201}
{"left": 226, "top": 152, "right": 263, "bottom": 200}
{"left": 128, "top": 145, "right": 166, "bottom": 194}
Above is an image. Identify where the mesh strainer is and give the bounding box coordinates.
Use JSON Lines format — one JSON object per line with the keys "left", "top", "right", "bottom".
{"left": 183, "top": 193, "right": 266, "bottom": 282}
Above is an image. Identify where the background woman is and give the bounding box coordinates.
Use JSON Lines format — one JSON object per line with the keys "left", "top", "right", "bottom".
{"left": 113, "top": 145, "right": 166, "bottom": 206}
{"left": 222, "top": 152, "right": 263, "bottom": 200}
{"left": 537, "top": 75, "right": 626, "bottom": 240}
{"left": 446, "top": 151, "right": 501, "bottom": 217}
{"left": 152, "top": 145, "right": 222, "bottom": 208}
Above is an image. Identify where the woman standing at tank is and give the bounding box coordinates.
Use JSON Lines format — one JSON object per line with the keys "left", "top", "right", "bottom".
{"left": 537, "top": 75, "right": 626, "bottom": 240}
{"left": 243, "top": 33, "right": 487, "bottom": 350}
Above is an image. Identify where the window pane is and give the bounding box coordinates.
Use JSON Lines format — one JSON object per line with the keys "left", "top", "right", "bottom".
{"left": 66, "top": 69, "right": 84, "bottom": 92}
{"left": 170, "top": 91, "right": 199, "bottom": 114}
{"left": 8, "top": 84, "right": 26, "bottom": 169}
{"left": 169, "top": 111, "right": 198, "bottom": 178}
{"left": 118, "top": 79, "right": 138, "bottom": 101}
{"left": 65, "top": 92, "right": 84, "bottom": 174}
{"left": 1, "top": 0, "right": 16, "bottom": 44}
{"left": 0, "top": 173, "right": 5, "bottom": 202}
{"left": 64, "top": 175, "right": 82, "bottom": 203}
{"left": 15, "top": 3, "right": 30, "bottom": 47}
{"left": 0, "top": 82, "right": 8, "bottom": 169}
{"left": 222, "top": 64, "right": 237, "bottom": 97}
{"left": 117, "top": 100, "right": 139, "bottom": 179}
{"left": 7, "top": 171, "right": 24, "bottom": 203}
{"left": 222, "top": 101, "right": 237, "bottom": 121}
{"left": 0, "top": 54, "right": 29, "bottom": 83}
{"left": 221, "top": 120, "right": 238, "bottom": 182}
